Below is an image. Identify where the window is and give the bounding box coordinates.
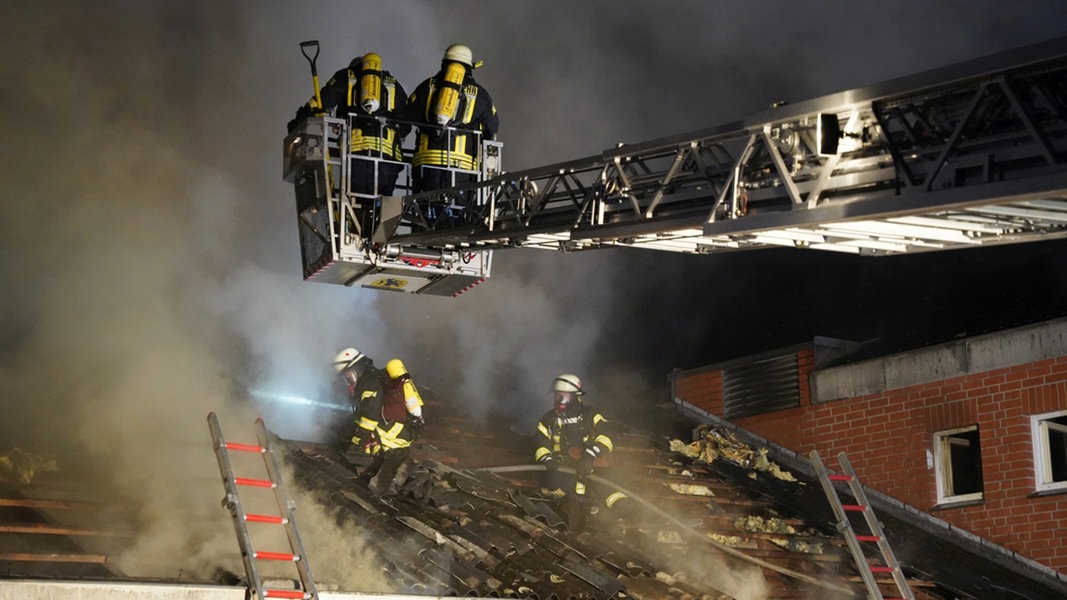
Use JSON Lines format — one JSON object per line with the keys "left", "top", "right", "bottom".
{"left": 933, "top": 426, "right": 984, "bottom": 505}
{"left": 1031, "top": 410, "right": 1067, "bottom": 493}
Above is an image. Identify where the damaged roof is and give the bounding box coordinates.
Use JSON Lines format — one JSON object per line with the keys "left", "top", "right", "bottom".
{"left": 4, "top": 391, "right": 1067, "bottom": 600}
{"left": 276, "top": 391, "right": 1066, "bottom": 600}
{"left": 0, "top": 448, "right": 128, "bottom": 580}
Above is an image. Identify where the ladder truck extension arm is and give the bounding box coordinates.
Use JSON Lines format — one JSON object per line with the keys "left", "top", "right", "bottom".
{"left": 283, "top": 36, "right": 1067, "bottom": 295}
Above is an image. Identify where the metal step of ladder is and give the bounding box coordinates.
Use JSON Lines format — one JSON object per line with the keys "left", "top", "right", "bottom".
{"left": 208, "top": 412, "right": 318, "bottom": 600}
{"left": 810, "top": 450, "right": 914, "bottom": 600}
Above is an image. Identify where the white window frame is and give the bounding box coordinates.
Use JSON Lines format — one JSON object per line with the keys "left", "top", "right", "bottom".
{"left": 933, "top": 425, "right": 984, "bottom": 505}
{"left": 1031, "top": 409, "right": 1067, "bottom": 493}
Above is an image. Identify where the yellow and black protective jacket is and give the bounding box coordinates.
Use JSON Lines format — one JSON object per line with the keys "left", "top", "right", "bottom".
{"left": 296, "top": 60, "right": 410, "bottom": 161}
{"left": 352, "top": 369, "right": 418, "bottom": 452}
{"left": 406, "top": 62, "right": 499, "bottom": 171}
{"left": 534, "top": 403, "right": 615, "bottom": 466}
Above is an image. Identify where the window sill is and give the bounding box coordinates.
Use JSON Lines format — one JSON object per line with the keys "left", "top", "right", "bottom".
{"left": 1028, "top": 486, "right": 1067, "bottom": 499}
{"left": 931, "top": 497, "right": 984, "bottom": 511}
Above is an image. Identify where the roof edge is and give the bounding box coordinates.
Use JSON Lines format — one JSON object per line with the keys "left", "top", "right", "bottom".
{"left": 0, "top": 580, "right": 461, "bottom": 600}
{"left": 672, "top": 401, "right": 1067, "bottom": 596}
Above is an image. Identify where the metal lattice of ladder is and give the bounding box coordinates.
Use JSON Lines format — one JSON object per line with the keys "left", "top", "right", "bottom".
{"left": 810, "top": 450, "right": 915, "bottom": 600}
{"left": 208, "top": 412, "right": 318, "bottom": 600}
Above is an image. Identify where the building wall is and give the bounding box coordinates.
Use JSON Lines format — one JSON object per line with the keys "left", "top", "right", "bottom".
{"left": 670, "top": 335, "right": 1067, "bottom": 574}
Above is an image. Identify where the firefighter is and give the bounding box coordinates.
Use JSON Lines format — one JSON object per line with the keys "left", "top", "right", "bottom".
{"left": 347, "top": 356, "right": 426, "bottom": 497}
{"left": 533, "top": 374, "right": 630, "bottom": 524}
{"left": 383, "top": 358, "right": 426, "bottom": 435}
{"left": 406, "top": 43, "right": 499, "bottom": 199}
{"left": 330, "top": 347, "right": 377, "bottom": 448}
{"left": 289, "top": 52, "right": 410, "bottom": 197}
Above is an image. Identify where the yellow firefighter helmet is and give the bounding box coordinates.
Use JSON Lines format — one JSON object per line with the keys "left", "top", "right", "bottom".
{"left": 385, "top": 358, "right": 408, "bottom": 379}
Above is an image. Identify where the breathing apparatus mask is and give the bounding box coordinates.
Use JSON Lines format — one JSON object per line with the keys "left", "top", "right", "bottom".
{"left": 554, "top": 390, "right": 578, "bottom": 413}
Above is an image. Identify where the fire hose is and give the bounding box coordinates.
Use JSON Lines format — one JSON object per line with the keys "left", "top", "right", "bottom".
{"left": 478, "top": 464, "right": 859, "bottom": 598}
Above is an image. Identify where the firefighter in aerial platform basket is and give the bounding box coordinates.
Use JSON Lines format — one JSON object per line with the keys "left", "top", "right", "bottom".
{"left": 406, "top": 43, "right": 499, "bottom": 199}
{"left": 534, "top": 374, "right": 633, "bottom": 525}
{"left": 289, "top": 51, "right": 410, "bottom": 197}
{"left": 333, "top": 348, "right": 426, "bottom": 497}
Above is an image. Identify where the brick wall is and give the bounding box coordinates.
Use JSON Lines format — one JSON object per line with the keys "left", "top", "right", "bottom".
{"left": 673, "top": 369, "right": 723, "bottom": 416}
{"left": 672, "top": 351, "right": 1067, "bottom": 573}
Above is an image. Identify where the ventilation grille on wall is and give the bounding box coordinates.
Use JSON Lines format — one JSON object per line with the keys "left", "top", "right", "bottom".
{"left": 722, "top": 354, "right": 800, "bottom": 419}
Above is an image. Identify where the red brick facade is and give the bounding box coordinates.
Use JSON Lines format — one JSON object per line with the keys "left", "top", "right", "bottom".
{"left": 672, "top": 349, "right": 1067, "bottom": 573}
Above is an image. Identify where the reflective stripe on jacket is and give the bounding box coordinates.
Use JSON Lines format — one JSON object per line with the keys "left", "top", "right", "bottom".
{"left": 300, "top": 64, "right": 410, "bottom": 161}
{"left": 534, "top": 405, "right": 614, "bottom": 463}
{"left": 352, "top": 369, "right": 416, "bottom": 450}
{"left": 407, "top": 68, "right": 498, "bottom": 169}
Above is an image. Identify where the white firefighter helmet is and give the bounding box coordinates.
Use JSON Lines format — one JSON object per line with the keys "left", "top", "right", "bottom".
{"left": 443, "top": 43, "right": 473, "bottom": 67}
{"left": 385, "top": 358, "right": 408, "bottom": 379}
{"left": 552, "top": 374, "right": 583, "bottom": 394}
{"left": 333, "top": 347, "right": 367, "bottom": 373}
{"left": 552, "top": 374, "right": 583, "bottom": 412}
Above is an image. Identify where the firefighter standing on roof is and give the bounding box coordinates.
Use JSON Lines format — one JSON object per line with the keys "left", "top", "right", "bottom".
{"left": 330, "top": 347, "right": 378, "bottom": 448}
{"left": 406, "top": 43, "right": 499, "bottom": 196}
{"left": 289, "top": 52, "right": 410, "bottom": 196}
{"left": 334, "top": 349, "right": 425, "bottom": 497}
{"left": 534, "top": 374, "right": 629, "bottom": 518}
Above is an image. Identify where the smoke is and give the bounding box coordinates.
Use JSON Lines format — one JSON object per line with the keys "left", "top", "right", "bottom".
{"left": 278, "top": 469, "right": 400, "bottom": 593}
{"left": 0, "top": 0, "right": 383, "bottom": 579}
{"left": 1, "top": 0, "right": 1065, "bottom": 589}
{"left": 370, "top": 0, "right": 1067, "bottom": 424}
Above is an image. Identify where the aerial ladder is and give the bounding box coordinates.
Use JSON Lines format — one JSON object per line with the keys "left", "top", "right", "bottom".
{"left": 284, "top": 36, "right": 1067, "bottom": 295}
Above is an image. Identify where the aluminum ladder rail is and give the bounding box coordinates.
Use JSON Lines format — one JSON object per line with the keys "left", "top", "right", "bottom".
{"left": 810, "top": 450, "right": 914, "bottom": 600}
{"left": 390, "top": 36, "right": 1067, "bottom": 257}
{"left": 208, "top": 412, "right": 319, "bottom": 600}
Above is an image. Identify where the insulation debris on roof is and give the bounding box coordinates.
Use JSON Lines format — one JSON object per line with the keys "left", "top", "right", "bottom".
{"left": 7, "top": 392, "right": 1063, "bottom": 599}
{"left": 664, "top": 482, "right": 717, "bottom": 497}
{"left": 285, "top": 444, "right": 756, "bottom": 599}
{"left": 265, "top": 397, "right": 977, "bottom": 600}
{"left": 0, "top": 448, "right": 58, "bottom": 485}
{"left": 669, "top": 425, "right": 801, "bottom": 483}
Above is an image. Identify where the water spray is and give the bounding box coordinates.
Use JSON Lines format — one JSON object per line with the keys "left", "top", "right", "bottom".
{"left": 249, "top": 389, "right": 351, "bottom": 413}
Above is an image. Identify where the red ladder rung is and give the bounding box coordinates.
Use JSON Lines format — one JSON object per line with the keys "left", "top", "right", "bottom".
{"left": 869, "top": 565, "right": 896, "bottom": 573}
{"left": 855, "top": 534, "right": 882, "bottom": 542}
{"left": 263, "top": 589, "right": 307, "bottom": 599}
{"left": 828, "top": 474, "right": 853, "bottom": 481}
{"left": 842, "top": 504, "right": 868, "bottom": 511}
{"left": 254, "top": 550, "right": 299, "bottom": 561}
{"left": 224, "top": 441, "right": 265, "bottom": 453}
{"left": 234, "top": 477, "right": 275, "bottom": 488}
{"left": 244, "top": 513, "right": 288, "bottom": 524}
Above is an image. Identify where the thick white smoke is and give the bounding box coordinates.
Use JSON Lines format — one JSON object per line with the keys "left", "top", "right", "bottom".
{"left": 1, "top": 0, "right": 1065, "bottom": 587}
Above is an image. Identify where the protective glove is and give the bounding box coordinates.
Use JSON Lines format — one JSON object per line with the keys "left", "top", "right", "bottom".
{"left": 576, "top": 453, "right": 595, "bottom": 479}
{"left": 357, "top": 435, "right": 380, "bottom": 455}
{"left": 540, "top": 453, "right": 561, "bottom": 472}
{"left": 408, "top": 414, "right": 425, "bottom": 436}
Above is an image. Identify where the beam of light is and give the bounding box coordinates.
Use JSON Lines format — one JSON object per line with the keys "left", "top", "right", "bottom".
{"left": 249, "top": 388, "right": 351, "bottom": 412}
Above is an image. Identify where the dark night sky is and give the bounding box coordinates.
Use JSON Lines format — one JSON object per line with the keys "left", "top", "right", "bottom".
{"left": 1, "top": 0, "right": 1066, "bottom": 578}
{"left": 611, "top": 238, "right": 1067, "bottom": 373}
